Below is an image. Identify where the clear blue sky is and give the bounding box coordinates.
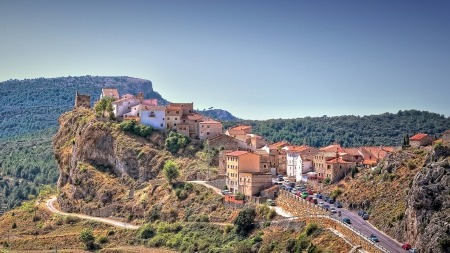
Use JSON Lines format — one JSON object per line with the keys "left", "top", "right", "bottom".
{"left": 1, "top": 0, "right": 449, "bottom": 120}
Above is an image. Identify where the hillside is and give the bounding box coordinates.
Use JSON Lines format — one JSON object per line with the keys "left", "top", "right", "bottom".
{"left": 320, "top": 144, "right": 450, "bottom": 253}
{"left": 222, "top": 110, "right": 450, "bottom": 147}
{"left": 0, "top": 76, "right": 167, "bottom": 140}
{"left": 197, "top": 108, "right": 241, "bottom": 121}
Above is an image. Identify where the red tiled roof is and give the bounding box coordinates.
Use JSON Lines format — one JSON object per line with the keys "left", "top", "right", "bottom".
{"left": 269, "top": 141, "right": 290, "bottom": 149}
{"left": 181, "top": 113, "right": 203, "bottom": 121}
{"left": 227, "top": 151, "right": 249, "bottom": 156}
{"left": 102, "top": 88, "right": 119, "bottom": 99}
{"left": 227, "top": 129, "right": 247, "bottom": 135}
{"left": 320, "top": 144, "right": 344, "bottom": 153}
{"left": 363, "top": 160, "right": 378, "bottom": 165}
{"left": 123, "top": 116, "right": 139, "bottom": 121}
{"left": 112, "top": 95, "right": 137, "bottom": 104}
{"left": 230, "top": 125, "right": 252, "bottom": 131}
{"left": 142, "top": 99, "right": 158, "bottom": 106}
{"left": 342, "top": 148, "right": 361, "bottom": 156}
{"left": 166, "top": 106, "right": 182, "bottom": 111}
{"left": 326, "top": 157, "right": 352, "bottom": 164}
{"left": 140, "top": 105, "right": 165, "bottom": 111}
{"left": 410, "top": 133, "right": 429, "bottom": 140}
{"left": 286, "top": 145, "right": 310, "bottom": 152}
{"left": 201, "top": 120, "right": 222, "bottom": 124}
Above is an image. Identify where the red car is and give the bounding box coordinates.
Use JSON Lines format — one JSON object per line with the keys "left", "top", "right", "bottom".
{"left": 306, "top": 188, "right": 313, "bottom": 195}
{"left": 305, "top": 196, "right": 313, "bottom": 201}
{"left": 402, "top": 243, "right": 411, "bottom": 250}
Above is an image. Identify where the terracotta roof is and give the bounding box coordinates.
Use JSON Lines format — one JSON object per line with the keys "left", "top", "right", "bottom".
{"left": 227, "top": 129, "right": 247, "bottom": 135}
{"left": 140, "top": 105, "right": 165, "bottom": 111}
{"left": 181, "top": 113, "right": 203, "bottom": 121}
{"left": 410, "top": 133, "right": 429, "bottom": 140}
{"left": 227, "top": 151, "right": 249, "bottom": 157}
{"left": 269, "top": 141, "right": 290, "bottom": 149}
{"left": 201, "top": 120, "right": 222, "bottom": 124}
{"left": 208, "top": 134, "right": 234, "bottom": 142}
{"left": 112, "top": 95, "right": 136, "bottom": 104}
{"left": 166, "top": 106, "right": 182, "bottom": 111}
{"left": 363, "top": 160, "right": 378, "bottom": 165}
{"left": 342, "top": 148, "right": 361, "bottom": 156}
{"left": 142, "top": 99, "right": 158, "bottom": 106}
{"left": 102, "top": 88, "right": 119, "bottom": 99}
{"left": 230, "top": 125, "right": 252, "bottom": 131}
{"left": 320, "top": 144, "right": 344, "bottom": 153}
{"left": 286, "top": 145, "right": 310, "bottom": 152}
{"left": 326, "top": 157, "right": 352, "bottom": 164}
{"left": 123, "top": 116, "right": 139, "bottom": 121}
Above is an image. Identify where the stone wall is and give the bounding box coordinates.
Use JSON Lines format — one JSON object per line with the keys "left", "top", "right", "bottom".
{"left": 276, "top": 190, "right": 389, "bottom": 253}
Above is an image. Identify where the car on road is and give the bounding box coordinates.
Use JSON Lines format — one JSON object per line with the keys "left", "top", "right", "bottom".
{"left": 363, "top": 213, "right": 369, "bottom": 220}
{"left": 316, "top": 193, "right": 322, "bottom": 199}
{"left": 343, "top": 217, "right": 351, "bottom": 224}
{"left": 409, "top": 248, "right": 418, "bottom": 253}
{"left": 318, "top": 201, "right": 324, "bottom": 207}
{"left": 221, "top": 190, "right": 231, "bottom": 195}
{"left": 305, "top": 196, "right": 313, "bottom": 202}
{"left": 277, "top": 174, "right": 284, "bottom": 181}
{"left": 327, "top": 198, "right": 335, "bottom": 204}
{"left": 402, "top": 243, "right": 412, "bottom": 250}
{"left": 330, "top": 207, "right": 337, "bottom": 213}
{"left": 369, "top": 234, "right": 379, "bottom": 242}
{"left": 301, "top": 192, "right": 309, "bottom": 199}
{"left": 334, "top": 202, "right": 342, "bottom": 208}
{"left": 358, "top": 210, "right": 367, "bottom": 216}
{"left": 305, "top": 188, "right": 313, "bottom": 195}
{"left": 310, "top": 198, "right": 318, "bottom": 204}
{"left": 323, "top": 204, "right": 331, "bottom": 210}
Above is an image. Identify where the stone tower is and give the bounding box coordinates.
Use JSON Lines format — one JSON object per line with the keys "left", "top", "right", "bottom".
{"left": 74, "top": 91, "right": 91, "bottom": 108}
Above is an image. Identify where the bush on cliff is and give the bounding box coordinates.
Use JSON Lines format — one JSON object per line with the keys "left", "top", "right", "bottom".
{"left": 234, "top": 208, "right": 256, "bottom": 236}
{"left": 119, "top": 119, "right": 154, "bottom": 137}
{"left": 165, "top": 131, "right": 190, "bottom": 154}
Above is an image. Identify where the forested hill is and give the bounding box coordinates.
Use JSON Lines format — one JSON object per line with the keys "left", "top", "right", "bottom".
{"left": 222, "top": 110, "right": 450, "bottom": 147}
{"left": 0, "top": 76, "right": 168, "bottom": 139}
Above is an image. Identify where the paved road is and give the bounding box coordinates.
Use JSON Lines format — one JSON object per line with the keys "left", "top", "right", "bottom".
{"left": 299, "top": 192, "right": 405, "bottom": 253}
{"left": 45, "top": 197, "right": 140, "bottom": 229}
{"left": 188, "top": 180, "right": 223, "bottom": 195}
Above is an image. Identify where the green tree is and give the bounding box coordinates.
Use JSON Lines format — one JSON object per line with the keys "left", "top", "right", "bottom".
{"left": 233, "top": 208, "right": 256, "bottom": 236}
{"left": 94, "top": 97, "right": 116, "bottom": 117}
{"left": 163, "top": 160, "right": 180, "bottom": 183}
{"left": 351, "top": 166, "right": 359, "bottom": 178}
{"left": 165, "top": 131, "right": 190, "bottom": 154}
{"left": 78, "top": 228, "right": 95, "bottom": 249}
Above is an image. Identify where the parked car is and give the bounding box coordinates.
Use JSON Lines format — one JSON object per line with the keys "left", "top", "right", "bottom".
{"left": 358, "top": 210, "right": 367, "bottom": 216}
{"left": 323, "top": 195, "right": 329, "bottom": 202}
{"left": 277, "top": 174, "right": 283, "bottom": 181}
{"left": 363, "top": 213, "right": 369, "bottom": 220}
{"left": 221, "top": 190, "right": 231, "bottom": 195}
{"left": 291, "top": 189, "right": 298, "bottom": 194}
{"left": 296, "top": 191, "right": 302, "bottom": 197}
{"left": 369, "top": 234, "right": 379, "bottom": 242}
{"left": 306, "top": 188, "right": 313, "bottom": 195}
{"left": 323, "top": 204, "right": 331, "bottom": 210}
{"left": 318, "top": 202, "right": 324, "bottom": 207}
{"left": 334, "top": 202, "right": 342, "bottom": 208}
{"left": 409, "top": 248, "right": 418, "bottom": 253}
{"left": 316, "top": 193, "right": 323, "bottom": 199}
{"left": 284, "top": 180, "right": 291, "bottom": 185}
{"left": 310, "top": 198, "right": 318, "bottom": 204}
{"left": 330, "top": 207, "right": 337, "bottom": 213}
{"left": 301, "top": 192, "right": 309, "bottom": 199}
{"left": 327, "top": 198, "right": 335, "bottom": 204}
{"left": 305, "top": 196, "right": 313, "bottom": 202}
{"left": 343, "top": 217, "right": 351, "bottom": 224}
{"left": 266, "top": 199, "right": 275, "bottom": 206}
{"left": 402, "top": 243, "right": 412, "bottom": 250}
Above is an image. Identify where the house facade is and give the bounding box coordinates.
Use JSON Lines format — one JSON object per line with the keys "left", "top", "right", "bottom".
{"left": 325, "top": 153, "right": 355, "bottom": 183}
{"left": 225, "top": 125, "right": 253, "bottom": 142}
{"left": 199, "top": 120, "right": 223, "bottom": 140}
{"left": 139, "top": 106, "right": 166, "bottom": 130}
{"left": 238, "top": 172, "right": 273, "bottom": 197}
{"left": 100, "top": 88, "right": 120, "bottom": 100}
{"left": 225, "top": 151, "right": 260, "bottom": 194}
{"left": 165, "top": 105, "right": 182, "bottom": 130}
{"left": 112, "top": 93, "right": 143, "bottom": 117}
{"left": 74, "top": 91, "right": 90, "bottom": 108}
{"left": 410, "top": 133, "right": 434, "bottom": 147}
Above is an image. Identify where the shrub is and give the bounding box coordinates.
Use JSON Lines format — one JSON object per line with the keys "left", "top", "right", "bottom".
{"left": 351, "top": 166, "right": 359, "bottom": 178}
{"left": 147, "top": 204, "right": 162, "bottom": 222}
{"left": 235, "top": 192, "right": 244, "bottom": 200}
{"left": 322, "top": 178, "right": 331, "bottom": 185}
{"left": 97, "top": 235, "right": 108, "bottom": 244}
{"left": 12, "top": 222, "right": 17, "bottom": 229}
{"left": 165, "top": 131, "right": 190, "bottom": 153}
{"left": 267, "top": 209, "right": 276, "bottom": 219}
{"left": 119, "top": 120, "right": 154, "bottom": 137}
{"left": 163, "top": 160, "right": 180, "bottom": 183}
{"left": 439, "top": 237, "right": 450, "bottom": 249}
{"left": 234, "top": 208, "right": 256, "bottom": 236}
{"left": 64, "top": 215, "right": 81, "bottom": 224}
{"left": 107, "top": 230, "right": 115, "bottom": 236}
{"left": 138, "top": 223, "right": 156, "bottom": 239}
{"left": 407, "top": 160, "right": 417, "bottom": 170}
{"left": 330, "top": 188, "right": 342, "bottom": 200}
{"left": 79, "top": 228, "right": 95, "bottom": 249}
{"left": 305, "top": 223, "right": 318, "bottom": 236}
{"left": 263, "top": 221, "right": 271, "bottom": 228}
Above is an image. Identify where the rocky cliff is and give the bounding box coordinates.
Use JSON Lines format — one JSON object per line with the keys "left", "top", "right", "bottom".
{"left": 52, "top": 108, "right": 206, "bottom": 219}
{"left": 326, "top": 145, "right": 450, "bottom": 253}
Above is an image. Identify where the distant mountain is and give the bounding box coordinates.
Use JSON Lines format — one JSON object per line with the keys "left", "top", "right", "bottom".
{"left": 197, "top": 108, "right": 241, "bottom": 121}
{"left": 0, "top": 76, "right": 168, "bottom": 139}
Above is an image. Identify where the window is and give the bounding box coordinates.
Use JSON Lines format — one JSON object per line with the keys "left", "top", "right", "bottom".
{"left": 189, "top": 110, "right": 191, "bottom": 113}
{"left": 149, "top": 111, "right": 155, "bottom": 117}
{"left": 128, "top": 107, "right": 130, "bottom": 109}
{"left": 183, "top": 120, "right": 185, "bottom": 122}
{"left": 207, "top": 132, "right": 210, "bottom": 135}
{"left": 167, "top": 117, "right": 170, "bottom": 120}
{"left": 128, "top": 102, "right": 130, "bottom": 104}
{"left": 174, "top": 123, "right": 177, "bottom": 126}
{"left": 160, "top": 123, "right": 163, "bottom": 127}
{"left": 175, "top": 117, "right": 177, "bottom": 120}
{"left": 207, "top": 125, "right": 210, "bottom": 128}
{"left": 176, "top": 111, "right": 179, "bottom": 114}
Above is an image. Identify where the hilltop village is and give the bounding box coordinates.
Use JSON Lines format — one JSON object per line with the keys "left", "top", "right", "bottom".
{"left": 75, "top": 89, "right": 450, "bottom": 201}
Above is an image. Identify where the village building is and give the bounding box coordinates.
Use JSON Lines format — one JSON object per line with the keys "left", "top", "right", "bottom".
{"left": 199, "top": 119, "right": 223, "bottom": 140}
{"left": 410, "top": 133, "right": 434, "bottom": 147}
{"left": 225, "top": 125, "right": 253, "bottom": 142}
{"left": 257, "top": 141, "right": 290, "bottom": 175}
{"left": 359, "top": 146, "right": 394, "bottom": 168}
{"left": 112, "top": 92, "right": 143, "bottom": 117}
{"left": 139, "top": 106, "right": 166, "bottom": 130}
{"left": 285, "top": 145, "right": 319, "bottom": 182}
{"left": 238, "top": 172, "right": 273, "bottom": 197}
{"left": 165, "top": 105, "right": 182, "bottom": 131}
{"left": 325, "top": 153, "right": 356, "bottom": 183}
{"left": 341, "top": 148, "right": 364, "bottom": 165}
{"left": 208, "top": 134, "right": 239, "bottom": 151}
{"left": 442, "top": 130, "right": 450, "bottom": 143}
{"left": 100, "top": 88, "right": 120, "bottom": 100}
{"left": 225, "top": 151, "right": 260, "bottom": 194}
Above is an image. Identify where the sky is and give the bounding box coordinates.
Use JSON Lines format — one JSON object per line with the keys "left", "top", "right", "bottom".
{"left": 1, "top": 0, "right": 449, "bottom": 120}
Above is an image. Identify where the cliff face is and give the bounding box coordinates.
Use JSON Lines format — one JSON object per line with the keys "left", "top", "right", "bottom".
{"left": 52, "top": 108, "right": 197, "bottom": 216}
{"left": 324, "top": 146, "right": 450, "bottom": 253}
{"left": 402, "top": 146, "right": 450, "bottom": 253}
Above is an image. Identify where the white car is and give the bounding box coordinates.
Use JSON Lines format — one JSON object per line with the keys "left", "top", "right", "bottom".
{"left": 291, "top": 189, "right": 298, "bottom": 194}
{"left": 330, "top": 207, "right": 337, "bottom": 213}
{"left": 318, "top": 202, "right": 324, "bottom": 207}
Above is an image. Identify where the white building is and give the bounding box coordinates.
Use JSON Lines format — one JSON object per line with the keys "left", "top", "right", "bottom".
{"left": 100, "top": 88, "right": 120, "bottom": 100}
{"left": 140, "top": 106, "right": 166, "bottom": 130}
{"left": 285, "top": 146, "right": 318, "bottom": 182}
{"left": 112, "top": 93, "right": 142, "bottom": 117}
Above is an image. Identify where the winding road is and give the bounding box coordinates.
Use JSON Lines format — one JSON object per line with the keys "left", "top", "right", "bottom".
{"left": 45, "top": 197, "right": 140, "bottom": 229}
